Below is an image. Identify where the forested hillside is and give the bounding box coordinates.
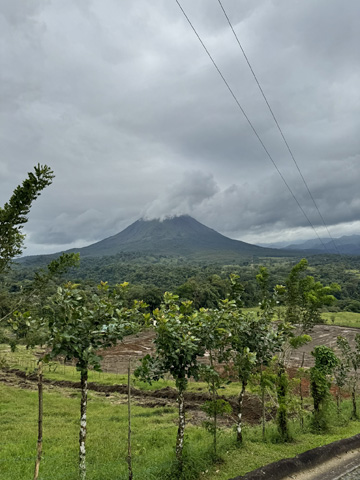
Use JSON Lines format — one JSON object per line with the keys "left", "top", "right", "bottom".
{"left": 4, "top": 252, "right": 360, "bottom": 314}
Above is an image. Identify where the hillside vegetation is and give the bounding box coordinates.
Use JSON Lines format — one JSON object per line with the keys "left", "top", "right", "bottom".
{"left": 3, "top": 257, "right": 360, "bottom": 480}
{"left": 9, "top": 253, "right": 360, "bottom": 314}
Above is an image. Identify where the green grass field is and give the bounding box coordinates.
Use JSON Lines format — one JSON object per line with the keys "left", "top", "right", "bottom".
{"left": 1, "top": 383, "right": 183, "bottom": 480}
{"left": 242, "top": 307, "right": 360, "bottom": 329}
{"left": 1, "top": 382, "right": 360, "bottom": 480}
{"left": 2, "top": 310, "right": 360, "bottom": 479}
{"left": 0, "top": 344, "right": 244, "bottom": 396}
{"left": 322, "top": 311, "right": 360, "bottom": 329}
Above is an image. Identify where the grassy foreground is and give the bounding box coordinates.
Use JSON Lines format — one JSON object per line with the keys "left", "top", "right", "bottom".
{"left": 1, "top": 382, "right": 360, "bottom": 480}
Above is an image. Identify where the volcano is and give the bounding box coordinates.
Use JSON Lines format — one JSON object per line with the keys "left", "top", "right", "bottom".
{"left": 52, "top": 215, "right": 297, "bottom": 260}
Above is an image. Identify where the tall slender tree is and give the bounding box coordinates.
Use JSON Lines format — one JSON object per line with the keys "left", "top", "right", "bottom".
{"left": 0, "top": 164, "right": 54, "bottom": 274}
{"left": 337, "top": 335, "right": 360, "bottom": 419}
{"left": 135, "top": 293, "right": 207, "bottom": 468}
{"left": 46, "top": 281, "right": 146, "bottom": 480}
{"left": 310, "top": 345, "right": 339, "bottom": 431}
{"left": 0, "top": 164, "right": 54, "bottom": 341}
{"left": 222, "top": 271, "right": 283, "bottom": 443}
{"left": 9, "top": 253, "right": 80, "bottom": 480}
{"left": 199, "top": 305, "right": 233, "bottom": 458}
{"left": 275, "top": 259, "right": 339, "bottom": 441}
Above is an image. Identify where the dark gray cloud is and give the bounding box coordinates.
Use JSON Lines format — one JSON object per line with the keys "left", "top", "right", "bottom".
{"left": 0, "top": 0, "right": 359, "bottom": 255}
{"left": 144, "top": 170, "right": 219, "bottom": 219}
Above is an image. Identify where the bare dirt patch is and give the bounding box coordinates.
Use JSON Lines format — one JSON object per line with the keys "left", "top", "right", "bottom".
{"left": 98, "top": 325, "right": 360, "bottom": 375}
{"left": 1, "top": 324, "right": 358, "bottom": 428}
{"left": 287, "top": 324, "right": 360, "bottom": 368}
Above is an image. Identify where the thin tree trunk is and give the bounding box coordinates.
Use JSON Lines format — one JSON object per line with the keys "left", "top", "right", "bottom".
{"left": 261, "top": 373, "right": 265, "bottom": 441}
{"left": 299, "top": 352, "right": 305, "bottom": 429}
{"left": 236, "top": 380, "right": 247, "bottom": 443}
{"left": 277, "top": 363, "right": 290, "bottom": 441}
{"left": 336, "top": 388, "right": 341, "bottom": 415}
{"left": 353, "top": 370, "right": 358, "bottom": 419}
{"left": 33, "top": 359, "right": 43, "bottom": 480}
{"left": 312, "top": 379, "right": 321, "bottom": 414}
{"left": 210, "top": 353, "right": 217, "bottom": 458}
{"left": 352, "top": 382, "right": 357, "bottom": 419}
{"left": 127, "top": 358, "right": 133, "bottom": 480}
{"left": 213, "top": 381, "right": 217, "bottom": 457}
{"left": 175, "top": 388, "right": 185, "bottom": 467}
{"left": 79, "top": 369, "right": 88, "bottom": 480}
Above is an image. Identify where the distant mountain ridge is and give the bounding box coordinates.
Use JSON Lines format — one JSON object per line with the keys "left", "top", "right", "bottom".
{"left": 261, "top": 234, "right": 360, "bottom": 255}
{"left": 23, "top": 215, "right": 301, "bottom": 262}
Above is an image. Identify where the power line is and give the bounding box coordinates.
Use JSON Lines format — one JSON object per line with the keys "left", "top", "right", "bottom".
{"left": 216, "top": 0, "right": 341, "bottom": 255}
{"left": 175, "top": 0, "right": 332, "bottom": 253}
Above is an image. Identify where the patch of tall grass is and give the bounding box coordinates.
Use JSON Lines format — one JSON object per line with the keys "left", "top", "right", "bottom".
{"left": 1, "top": 383, "right": 359, "bottom": 480}
{"left": 322, "top": 311, "right": 360, "bottom": 329}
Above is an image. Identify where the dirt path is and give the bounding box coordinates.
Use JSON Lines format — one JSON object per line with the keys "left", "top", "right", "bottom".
{"left": 0, "top": 367, "right": 265, "bottom": 426}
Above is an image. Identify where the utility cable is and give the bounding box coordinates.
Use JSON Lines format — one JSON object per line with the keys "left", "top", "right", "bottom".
{"left": 216, "top": 0, "right": 341, "bottom": 255}
{"left": 175, "top": 0, "right": 331, "bottom": 252}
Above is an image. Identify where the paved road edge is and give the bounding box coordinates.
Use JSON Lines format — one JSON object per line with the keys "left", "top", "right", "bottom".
{"left": 229, "top": 433, "right": 360, "bottom": 480}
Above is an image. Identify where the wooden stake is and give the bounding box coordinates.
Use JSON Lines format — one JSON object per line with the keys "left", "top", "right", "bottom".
{"left": 127, "top": 357, "right": 133, "bottom": 480}
{"left": 33, "top": 359, "right": 43, "bottom": 480}
{"left": 79, "top": 370, "right": 88, "bottom": 480}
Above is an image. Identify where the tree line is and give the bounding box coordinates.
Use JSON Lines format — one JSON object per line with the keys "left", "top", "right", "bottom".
{"left": 5, "top": 251, "right": 360, "bottom": 315}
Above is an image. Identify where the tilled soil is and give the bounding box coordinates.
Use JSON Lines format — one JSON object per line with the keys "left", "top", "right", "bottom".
{"left": 2, "top": 324, "right": 358, "bottom": 428}
{"left": 286, "top": 324, "right": 360, "bottom": 368}
{"left": 98, "top": 324, "right": 360, "bottom": 374}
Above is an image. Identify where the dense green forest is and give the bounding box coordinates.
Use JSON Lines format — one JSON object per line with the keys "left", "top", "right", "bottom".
{"left": 3, "top": 252, "right": 360, "bottom": 315}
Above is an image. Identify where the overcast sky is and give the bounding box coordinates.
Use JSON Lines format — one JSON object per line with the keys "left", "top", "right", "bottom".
{"left": 1, "top": 0, "right": 359, "bottom": 255}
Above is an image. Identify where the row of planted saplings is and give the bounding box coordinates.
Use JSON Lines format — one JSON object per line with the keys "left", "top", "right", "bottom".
{"left": 12, "top": 262, "right": 359, "bottom": 479}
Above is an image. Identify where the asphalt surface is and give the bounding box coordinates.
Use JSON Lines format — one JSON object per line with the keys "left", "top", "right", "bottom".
{"left": 338, "top": 464, "right": 360, "bottom": 480}
{"left": 230, "top": 436, "right": 360, "bottom": 480}
{"left": 282, "top": 450, "right": 360, "bottom": 480}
